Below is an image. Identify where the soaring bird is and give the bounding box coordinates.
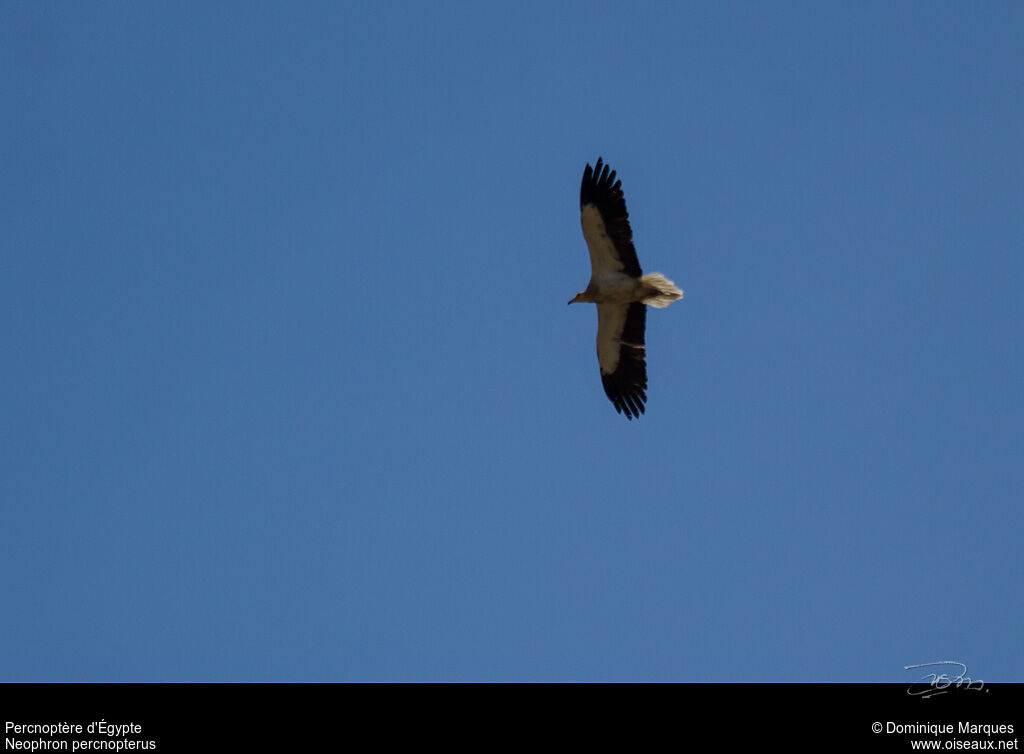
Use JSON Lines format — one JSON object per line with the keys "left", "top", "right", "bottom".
{"left": 569, "top": 158, "right": 683, "bottom": 419}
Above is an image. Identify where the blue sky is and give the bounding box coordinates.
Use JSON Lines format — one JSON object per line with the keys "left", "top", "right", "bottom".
{"left": 2, "top": 1, "right": 1022, "bottom": 681}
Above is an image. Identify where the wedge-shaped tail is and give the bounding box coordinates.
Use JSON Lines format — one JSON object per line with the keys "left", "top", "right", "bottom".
{"left": 639, "top": 273, "right": 684, "bottom": 308}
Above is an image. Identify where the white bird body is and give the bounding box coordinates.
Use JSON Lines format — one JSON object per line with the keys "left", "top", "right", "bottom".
{"left": 574, "top": 272, "right": 640, "bottom": 305}
{"left": 570, "top": 158, "right": 683, "bottom": 419}
{"left": 574, "top": 271, "right": 680, "bottom": 306}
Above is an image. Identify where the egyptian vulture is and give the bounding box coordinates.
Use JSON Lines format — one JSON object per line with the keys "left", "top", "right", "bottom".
{"left": 569, "top": 158, "right": 683, "bottom": 419}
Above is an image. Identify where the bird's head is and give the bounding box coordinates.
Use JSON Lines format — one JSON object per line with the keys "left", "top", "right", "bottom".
{"left": 568, "top": 291, "right": 586, "bottom": 305}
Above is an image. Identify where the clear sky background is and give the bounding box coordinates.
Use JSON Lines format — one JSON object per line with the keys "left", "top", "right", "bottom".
{"left": 2, "top": 2, "right": 1022, "bottom": 682}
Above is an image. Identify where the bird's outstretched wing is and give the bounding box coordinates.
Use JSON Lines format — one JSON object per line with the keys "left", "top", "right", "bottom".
{"left": 580, "top": 158, "right": 642, "bottom": 278}
{"left": 596, "top": 301, "right": 647, "bottom": 419}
